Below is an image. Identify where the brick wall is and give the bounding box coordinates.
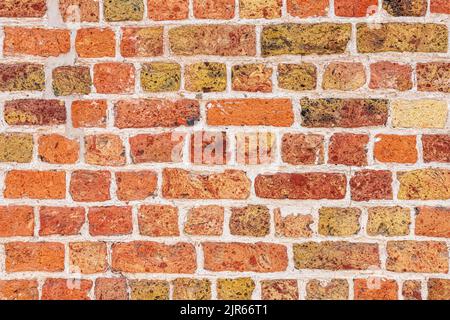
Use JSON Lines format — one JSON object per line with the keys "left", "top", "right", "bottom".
{"left": 0, "top": 0, "right": 449, "bottom": 300}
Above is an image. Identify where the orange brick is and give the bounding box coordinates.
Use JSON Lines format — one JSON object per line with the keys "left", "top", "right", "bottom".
{"left": 0, "top": 0, "right": 46, "bottom": 18}
{"left": 94, "top": 63, "right": 135, "bottom": 94}
{"left": 350, "top": 170, "right": 393, "bottom": 201}
{"left": 281, "top": 134, "right": 324, "bottom": 165}
{"left": 88, "top": 206, "right": 132, "bottom": 236}
{"left": 95, "top": 278, "right": 128, "bottom": 300}
{"left": 59, "top": 0, "right": 99, "bottom": 22}
{"left": 428, "top": 279, "right": 450, "bottom": 300}
{"left": 232, "top": 64, "right": 272, "bottom": 92}
{"left": 415, "top": 207, "right": 450, "bottom": 238}
{"left": 39, "top": 207, "right": 85, "bottom": 236}
{"left": 148, "top": 0, "right": 188, "bottom": 20}
{"left": 323, "top": 62, "right": 366, "bottom": 91}
{"left": 184, "top": 206, "right": 224, "bottom": 236}
{"left": 71, "top": 100, "right": 107, "bottom": 128}
{"left": 0, "top": 206, "right": 34, "bottom": 237}
{"left": 75, "top": 28, "right": 115, "bottom": 58}
{"left": 274, "top": 208, "right": 313, "bottom": 238}
{"left": 369, "top": 62, "right": 413, "bottom": 91}
{"left": 328, "top": 133, "right": 369, "bottom": 166}
{"left": 42, "top": 279, "right": 92, "bottom": 300}
{"left": 5, "top": 242, "right": 65, "bottom": 272}
{"left": 70, "top": 170, "right": 111, "bottom": 202}
{"left": 236, "top": 132, "right": 275, "bottom": 165}
{"left": 194, "top": 0, "right": 235, "bottom": 19}
{"left": 69, "top": 242, "right": 107, "bottom": 274}
{"left": 0, "top": 280, "right": 39, "bottom": 300}
{"left": 130, "top": 133, "right": 185, "bottom": 163}
{"left": 335, "top": 0, "right": 377, "bottom": 17}
{"left": 38, "top": 134, "right": 79, "bottom": 164}
{"left": 261, "top": 280, "right": 299, "bottom": 300}
{"left": 138, "top": 205, "right": 179, "bottom": 236}
{"left": 116, "top": 171, "right": 157, "bottom": 201}
{"left": 374, "top": 135, "right": 417, "bottom": 163}
{"left": 190, "top": 131, "right": 228, "bottom": 165}
{"left": 121, "top": 27, "right": 163, "bottom": 57}
{"left": 431, "top": 0, "right": 450, "bottom": 14}
{"left": 354, "top": 278, "right": 398, "bottom": 300}
{"left": 4, "top": 170, "right": 66, "bottom": 199}
{"left": 287, "top": 0, "right": 329, "bottom": 17}
{"left": 240, "top": 0, "right": 282, "bottom": 19}
{"left": 85, "top": 134, "right": 126, "bottom": 166}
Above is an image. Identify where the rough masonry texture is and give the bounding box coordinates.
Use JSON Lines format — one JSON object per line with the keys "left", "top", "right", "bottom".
{"left": 0, "top": 0, "right": 449, "bottom": 301}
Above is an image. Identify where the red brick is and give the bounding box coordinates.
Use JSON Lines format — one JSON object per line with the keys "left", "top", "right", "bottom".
{"left": 38, "top": 134, "right": 79, "bottom": 164}
{"left": 374, "top": 135, "right": 417, "bottom": 164}
{"left": 287, "top": 0, "right": 329, "bottom": 17}
{"left": 0, "top": 206, "right": 34, "bottom": 237}
{"left": 115, "top": 99, "right": 200, "bottom": 128}
{"left": 95, "top": 278, "right": 128, "bottom": 300}
{"left": 162, "top": 168, "right": 251, "bottom": 199}
{"left": 191, "top": 131, "right": 228, "bottom": 165}
{"left": 306, "top": 279, "right": 349, "bottom": 300}
{"left": 69, "top": 242, "right": 107, "bottom": 274}
{"left": 116, "top": 171, "right": 157, "bottom": 201}
{"left": 415, "top": 207, "right": 450, "bottom": 238}
{"left": 138, "top": 205, "right": 179, "bottom": 236}
{"left": 59, "top": 0, "right": 99, "bottom": 22}
{"left": 350, "top": 170, "right": 393, "bottom": 201}
{"left": 403, "top": 280, "right": 422, "bottom": 300}
{"left": 335, "top": 0, "right": 377, "bottom": 17}
{"left": 39, "top": 207, "right": 85, "bottom": 236}
{"left": 184, "top": 206, "right": 224, "bottom": 236}
{"left": 4, "top": 99, "right": 66, "bottom": 126}
{"left": 70, "top": 170, "right": 111, "bottom": 202}
{"left": 261, "top": 280, "right": 299, "bottom": 300}
{"left": 130, "top": 133, "right": 185, "bottom": 163}
{"left": 255, "top": 173, "right": 346, "bottom": 200}
{"left": 423, "top": 135, "right": 450, "bottom": 163}
{"left": 5, "top": 242, "right": 65, "bottom": 272}
{"left": 428, "top": 279, "right": 450, "bottom": 300}
{"left": 194, "top": 0, "right": 235, "bottom": 19}
{"left": 203, "top": 242, "right": 288, "bottom": 272}
{"left": 322, "top": 62, "right": 366, "bottom": 91}
{"left": 148, "top": 0, "right": 188, "bottom": 20}
{"left": 417, "top": 63, "right": 450, "bottom": 93}
{"left": 3, "top": 27, "right": 70, "bottom": 57}
{"left": 88, "top": 206, "right": 132, "bottom": 236}
{"left": 354, "top": 278, "right": 398, "bottom": 300}
{"left": 112, "top": 241, "right": 197, "bottom": 273}
{"left": 4, "top": 170, "right": 66, "bottom": 199}
{"left": 431, "top": 0, "right": 450, "bottom": 14}
{"left": 236, "top": 132, "right": 275, "bottom": 165}
{"left": 42, "top": 279, "right": 92, "bottom": 300}
{"left": 0, "top": 280, "right": 39, "bottom": 300}
{"left": 281, "top": 134, "right": 324, "bottom": 165}
{"left": 85, "top": 134, "right": 125, "bottom": 166}
{"left": 121, "top": 27, "right": 164, "bottom": 57}
{"left": 328, "top": 133, "right": 368, "bottom": 166}
{"left": 94, "top": 63, "right": 135, "bottom": 94}
{"left": 0, "top": 0, "right": 46, "bottom": 17}
{"left": 75, "top": 28, "right": 115, "bottom": 58}
{"left": 207, "top": 99, "right": 293, "bottom": 126}
{"left": 369, "top": 62, "right": 413, "bottom": 91}
{"left": 71, "top": 100, "right": 107, "bottom": 128}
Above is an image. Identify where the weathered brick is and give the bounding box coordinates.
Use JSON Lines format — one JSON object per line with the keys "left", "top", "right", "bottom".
{"left": 293, "top": 242, "right": 380, "bottom": 270}
{"left": 172, "top": 278, "right": 211, "bottom": 300}
{"left": 335, "top": 0, "right": 377, "bottom": 17}
{"left": 423, "top": 135, "right": 450, "bottom": 163}
{"left": 185, "top": 62, "right": 227, "bottom": 92}
{"left": 403, "top": 280, "right": 422, "bottom": 300}
{"left": 386, "top": 241, "right": 448, "bottom": 273}
{"left": 431, "top": 0, "right": 450, "bottom": 14}
{"left": 59, "top": 0, "right": 99, "bottom": 22}
{"left": 318, "top": 207, "right": 361, "bottom": 236}
{"left": 130, "top": 280, "right": 169, "bottom": 300}
{"left": 184, "top": 206, "right": 224, "bottom": 236}
{"left": 301, "top": 98, "right": 388, "bottom": 128}
{"left": 261, "top": 280, "right": 298, "bottom": 300}
{"left": 255, "top": 173, "right": 346, "bottom": 200}
{"left": 148, "top": 0, "right": 189, "bottom": 20}
{"left": 281, "top": 134, "right": 324, "bottom": 165}
{"left": 69, "top": 242, "right": 107, "bottom": 274}
{"left": 4, "top": 170, "right": 66, "bottom": 199}
{"left": 415, "top": 207, "right": 450, "bottom": 238}
{"left": 130, "top": 133, "right": 184, "bottom": 163}
{"left": 104, "top": 0, "right": 144, "bottom": 21}
{"left": 397, "top": 169, "right": 450, "bottom": 200}
{"left": 369, "top": 62, "right": 413, "bottom": 91}
{"left": 354, "top": 278, "right": 398, "bottom": 300}
{"left": 0, "top": 133, "right": 33, "bottom": 163}
{"left": 287, "top": 0, "right": 329, "bottom": 17}
{"left": 230, "top": 205, "right": 270, "bottom": 237}
{"left": 278, "top": 63, "right": 317, "bottom": 91}
{"left": 191, "top": 131, "right": 228, "bottom": 165}
{"left": 71, "top": 100, "right": 107, "bottom": 128}
{"left": 115, "top": 99, "right": 200, "bottom": 128}
{"left": 94, "top": 63, "right": 135, "bottom": 94}
{"left": 4, "top": 27, "right": 70, "bottom": 57}
{"left": 42, "top": 279, "right": 92, "bottom": 300}
{"left": 428, "top": 279, "right": 450, "bottom": 300}
{"left": 39, "top": 207, "right": 85, "bottom": 236}
{"left": 417, "top": 63, "right": 450, "bottom": 93}
{"left": 262, "top": 24, "right": 351, "bottom": 56}
{"left": 203, "top": 242, "right": 288, "bottom": 272}
{"left": 0, "top": 206, "right": 34, "bottom": 237}
{"left": 4, "top": 99, "right": 66, "bottom": 126}
{"left": 169, "top": 25, "right": 256, "bottom": 56}
{"left": 306, "top": 279, "right": 349, "bottom": 300}
{"left": 357, "top": 23, "right": 448, "bottom": 53}
{"left": 236, "top": 132, "right": 275, "bottom": 165}
{"left": 367, "top": 207, "right": 411, "bottom": 236}
{"left": 141, "top": 63, "right": 181, "bottom": 92}
{"left": 52, "top": 66, "right": 91, "bottom": 96}
{"left": 76, "top": 28, "right": 115, "bottom": 58}
{"left": 239, "top": 0, "right": 281, "bottom": 19}
{"left": 116, "top": 171, "right": 157, "bottom": 201}
{"left": 207, "top": 99, "right": 293, "bottom": 126}
{"left": 322, "top": 62, "right": 366, "bottom": 91}
{"left": 70, "top": 170, "right": 111, "bottom": 202}
{"left": 274, "top": 208, "right": 313, "bottom": 238}
{"left": 38, "top": 134, "right": 79, "bottom": 164}
{"left": 121, "top": 27, "right": 164, "bottom": 57}
{"left": 194, "top": 0, "right": 235, "bottom": 19}
{"left": 217, "top": 278, "right": 255, "bottom": 300}
{"left": 112, "top": 241, "right": 197, "bottom": 273}
{"left": 162, "top": 168, "right": 250, "bottom": 199}
{"left": 85, "top": 134, "right": 126, "bottom": 166}
{"left": 0, "top": 64, "right": 45, "bottom": 92}
{"left": 391, "top": 100, "right": 448, "bottom": 128}
{"left": 383, "top": 0, "right": 427, "bottom": 16}
{"left": 232, "top": 64, "right": 272, "bottom": 92}
{"left": 0, "top": 280, "right": 39, "bottom": 300}
{"left": 0, "top": 0, "right": 46, "bottom": 17}
{"left": 5, "top": 242, "right": 65, "bottom": 272}
{"left": 95, "top": 278, "right": 128, "bottom": 300}
{"left": 374, "top": 135, "right": 417, "bottom": 164}
{"left": 138, "top": 205, "right": 179, "bottom": 236}
{"left": 328, "top": 133, "right": 368, "bottom": 166}
{"left": 350, "top": 170, "right": 393, "bottom": 201}
{"left": 88, "top": 206, "right": 132, "bottom": 236}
